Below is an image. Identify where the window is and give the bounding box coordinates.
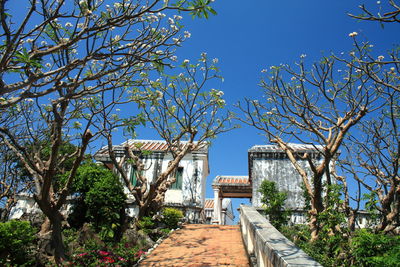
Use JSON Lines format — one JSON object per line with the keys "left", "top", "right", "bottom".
{"left": 130, "top": 165, "right": 142, "bottom": 187}
{"left": 170, "top": 167, "right": 183, "bottom": 190}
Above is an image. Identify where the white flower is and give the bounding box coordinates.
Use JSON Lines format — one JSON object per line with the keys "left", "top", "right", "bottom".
{"left": 170, "top": 55, "right": 177, "bottom": 61}
{"left": 65, "top": 22, "right": 73, "bottom": 27}
{"left": 155, "top": 50, "right": 163, "bottom": 55}
{"left": 261, "top": 69, "right": 267, "bottom": 73}
{"left": 184, "top": 31, "right": 191, "bottom": 38}
{"left": 173, "top": 15, "right": 182, "bottom": 20}
{"left": 300, "top": 54, "right": 306, "bottom": 58}
{"left": 113, "top": 35, "right": 121, "bottom": 42}
{"left": 172, "top": 38, "right": 180, "bottom": 44}
{"left": 114, "top": 2, "right": 122, "bottom": 8}
{"left": 377, "top": 55, "right": 384, "bottom": 61}
{"left": 26, "top": 38, "right": 34, "bottom": 43}
{"left": 60, "top": 37, "right": 69, "bottom": 43}
{"left": 77, "top": 23, "right": 84, "bottom": 29}
{"left": 291, "top": 76, "right": 296, "bottom": 81}
{"left": 183, "top": 59, "right": 189, "bottom": 64}
{"left": 212, "top": 58, "right": 218, "bottom": 64}
{"left": 168, "top": 18, "right": 174, "bottom": 24}
{"left": 157, "top": 12, "right": 166, "bottom": 18}
{"left": 170, "top": 25, "right": 178, "bottom": 31}
{"left": 41, "top": 40, "right": 47, "bottom": 46}
{"left": 116, "top": 108, "right": 121, "bottom": 112}
{"left": 348, "top": 32, "right": 358, "bottom": 37}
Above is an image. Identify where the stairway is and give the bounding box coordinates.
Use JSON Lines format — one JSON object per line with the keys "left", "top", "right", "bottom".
{"left": 139, "top": 224, "right": 250, "bottom": 266}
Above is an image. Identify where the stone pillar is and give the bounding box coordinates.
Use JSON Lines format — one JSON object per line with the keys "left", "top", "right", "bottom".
{"left": 217, "top": 197, "right": 223, "bottom": 225}
{"left": 213, "top": 187, "right": 220, "bottom": 224}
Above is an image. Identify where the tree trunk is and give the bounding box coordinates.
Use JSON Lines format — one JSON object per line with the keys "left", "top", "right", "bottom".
{"left": 50, "top": 212, "right": 66, "bottom": 265}
{"left": 309, "top": 209, "right": 319, "bottom": 242}
{"left": 39, "top": 217, "right": 51, "bottom": 235}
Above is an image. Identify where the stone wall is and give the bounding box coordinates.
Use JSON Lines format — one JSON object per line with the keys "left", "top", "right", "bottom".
{"left": 240, "top": 205, "right": 322, "bottom": 267}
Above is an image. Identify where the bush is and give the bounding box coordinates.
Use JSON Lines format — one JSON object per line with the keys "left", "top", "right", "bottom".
{"left": 161, "top": 208, "right": 184, "bottom": 229}
{"left": 67, "top": 161, "right": 126, "bottom": 242}
{"left": 137, "top": 216, "right": 155, "bottom": 234}
{"left": 0, "top": 220, "right": 36, "bottom": 266}
{"left": 351, "top": 229, "right": 400, "bottom": 267}
{"left": 258, "top": 180, "right": 290, "bottom": 230}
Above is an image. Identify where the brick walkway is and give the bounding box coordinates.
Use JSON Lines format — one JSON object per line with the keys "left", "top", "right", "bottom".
{"left": 139, "top": 224, "right": 250, "bottom": 266}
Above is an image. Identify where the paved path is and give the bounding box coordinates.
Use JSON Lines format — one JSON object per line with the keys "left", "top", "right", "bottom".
{"left": 139, "top": 224, "right": 250, "bottom": 266}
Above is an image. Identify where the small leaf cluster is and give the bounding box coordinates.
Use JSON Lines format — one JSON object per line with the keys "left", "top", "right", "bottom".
{"left": 258, "top": 180, "right": 291, "bottom": 230}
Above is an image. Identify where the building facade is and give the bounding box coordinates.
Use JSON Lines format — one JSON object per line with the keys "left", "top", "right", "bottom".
{"left": 248, "top": 144, "right": 325, "bottom": 224}
{"left": 95, "top": 139, "right": 209, "bottom": 223}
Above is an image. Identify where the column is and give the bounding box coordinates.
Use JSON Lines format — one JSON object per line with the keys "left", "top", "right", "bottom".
{"left": 213, "top": 187, "right": 220, "bottom": 224}
{"left": 217, "top": 197, "right": 223, "bottom": 225}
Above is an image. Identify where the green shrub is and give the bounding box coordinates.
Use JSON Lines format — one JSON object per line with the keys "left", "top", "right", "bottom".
{"left": 67, "top": 161, "right": 126, "bottom": 242}
{"left": 258, "top": 180, "right": 291, "bottom": 230}
{"left": 161, "top": 208, "right": 183, "bottom": 229}
{"left": 0, "top": 220, "right": 36, "bottom": 266}
{"left": 137, "top": 216, "right": 155, "bottom": 234}
{"left": 351, "top": 229, "right": 400, "bottom": 267}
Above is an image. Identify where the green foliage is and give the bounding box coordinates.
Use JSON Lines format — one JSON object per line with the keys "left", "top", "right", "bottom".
{"left": 258, "top": 180, "right": 291, "bottom": 230}
{"left": 351, "top": 230, "right": 400, "bottom": 267}
{"left": 0, "top": 220, "right": 36, "bottom": 266}
{"left": 137, "top": 216, "right": 155, "bottom": 234}
{"left": 161, "top": 208, "right": 184, "bottom": 229}
{"left": 67, "top": 161, "right": 126, "bottom": 242}
{"left": 317, "top": 184, "right": 347, "bottom": 236}
{"left": 282, "top": 225, "right": 400, "bottom": 267}
{"left": 69, "top": 242, "right": 143, "bottom": 266}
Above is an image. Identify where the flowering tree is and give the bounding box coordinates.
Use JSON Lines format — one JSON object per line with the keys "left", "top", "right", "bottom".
{"left": 345, "top": 1, "right": 400, "bottom": 233}
{"left": 237, "top": 52, "right": 382, "bottom": 240}
{"left": 238, "top": 0, "right": 400, "bottom": 240}
{"left": 103, "top": 55, "right": 233, "bottom": 218}
{"left": 0, "top": 0, "right": 216, "bottom": 263}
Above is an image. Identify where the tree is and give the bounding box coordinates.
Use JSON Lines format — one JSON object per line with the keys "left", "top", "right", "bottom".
{"left": 0, "top": 0, "right": 217, "bottom": 263}
{"left": 103, "top": 55, "right": 233, "bottom": 218}
{"left": 258, "top": 180, "right": 290, "bottom": 230}
{"left": 237, "top": 52, "right": 382, "bottom": 240}
{"left": 238, "top": 0, "right": 400, "bottom": 241}
{"left": 344, "top": 1, "right": 400, "bottom": 233}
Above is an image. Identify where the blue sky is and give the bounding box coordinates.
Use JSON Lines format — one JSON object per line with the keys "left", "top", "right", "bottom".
{"left": 166, "top": 0, "right": 399, "bottom": 218}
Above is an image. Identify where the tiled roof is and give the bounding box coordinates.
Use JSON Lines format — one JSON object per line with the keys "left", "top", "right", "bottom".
{"left": 204, "top": 198, "right": 232, "bottom": 210}
{"left": 248, "top": 143, "right": 323, "bottom": 153}
{"left": 96, "top": 139, "right": 208, "bottom": 155}
{"left": 213, "top": 176, "right": 250, "bottom": 186}
{"left": 204, "top": 199, "right": 214, "bottom": 209}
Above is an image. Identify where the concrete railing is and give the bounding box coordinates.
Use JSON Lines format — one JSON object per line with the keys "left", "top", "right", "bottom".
{"left": 239, "top": 205, "right": 322, "bottom": 267}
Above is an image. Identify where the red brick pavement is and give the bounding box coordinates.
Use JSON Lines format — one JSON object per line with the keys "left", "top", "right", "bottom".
{"left": 139, "top": 224, "right": 250, "bottom": 267}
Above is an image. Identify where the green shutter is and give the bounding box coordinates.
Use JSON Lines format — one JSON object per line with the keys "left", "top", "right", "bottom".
{"left": 130, "top": 165, "right": 137, "bottom": 186}
{"left": 171, "top": 167, "right": 183, "bottom": 189}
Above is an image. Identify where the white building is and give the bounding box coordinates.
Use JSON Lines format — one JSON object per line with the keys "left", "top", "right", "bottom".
{"left": 94, "top": 139, "right": 209, "bottom": 223}
{"left": 204, "top": 198, "right": 235, "bottom": 225}
{"left": 248, "top": 144, "right": 324, "bottom": 224}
